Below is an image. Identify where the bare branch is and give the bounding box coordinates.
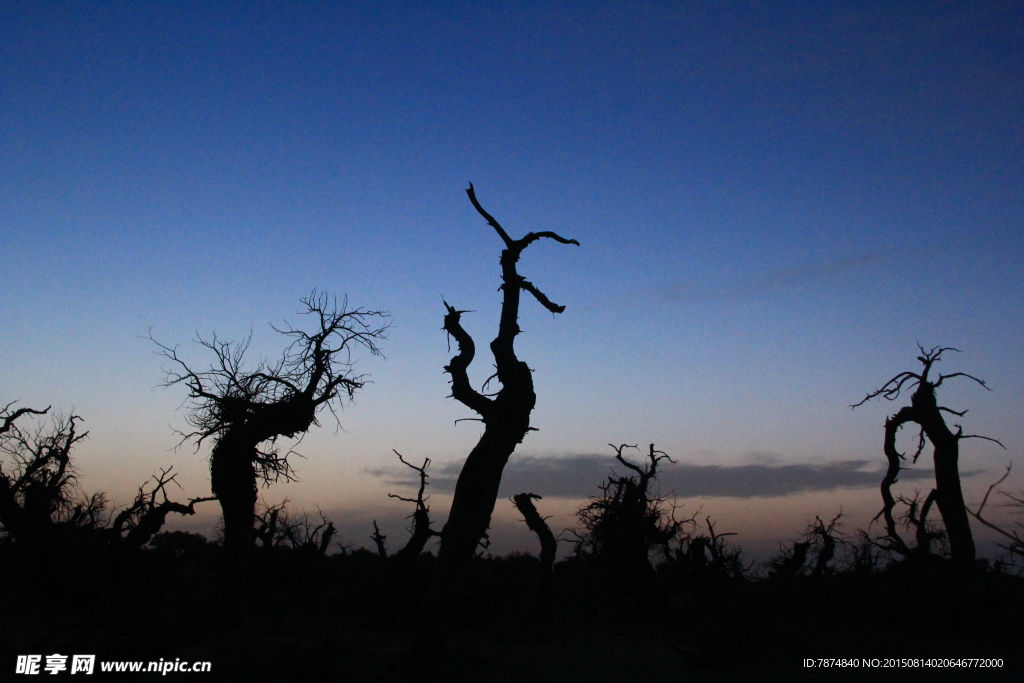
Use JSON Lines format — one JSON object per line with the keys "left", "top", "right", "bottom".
{"left": 956, "top": 431, "right": 1006, "bottom": 449}
{"left": 976, "top": 465, "right": 1012, "bottom": 517}
{"left": 938, "top": 406, "right": 968, "bottom": 417}
{"left": 969, "top": 467, "right": 1024, "bottom": 557}
{"left": 519, "top": 278, "right": 567, "bottom": 314}
{"left": 852, "top": 371, "right": 920, "bottom": 407}
{"left": 466, "top": 182, "right": 513, "bottom": 247}
{"left": 915, "top": 345, "right": 961, "bottom": 383}
{"left": 609, "top": 443, "right": 643, "bottom": 476}
{"left": 518, "top": 231, "right": 581, "bottom": 249}
{"left": 389, "top": 450, "right": 432, "bottom": 515}
{"left": 0, "top": 403, "right": 50, "bottom": 436}
{"left": 935, "top": 371, "right": 990, "bottom": 391}
{"left": 111, "top": 467, "right": 216, "bottom": 551}
{"left": 441, "top": 302, "right": 493, "bottom": 417}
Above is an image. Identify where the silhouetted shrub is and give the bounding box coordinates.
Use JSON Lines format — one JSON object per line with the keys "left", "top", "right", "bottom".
{"left": 571, "top": 444, "right": 689, "bottom": 594}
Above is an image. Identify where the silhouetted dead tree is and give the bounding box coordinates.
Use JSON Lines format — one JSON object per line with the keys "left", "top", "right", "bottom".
{"left": 110, "top": 467, "right": 215, "bottom": 554}
{"left": 255, "top": 500, "right": 287, "bottom": 557}
{"left": 511, "top": 492, "right": 557, "bottom": 620}
{"left": 766, "top": 514, "right": 845, "bottom": 579}
{"left": 154, "top": 291, "right": 388, "bottom": 606}
{"left": 371, "top": 451, "right": 438, "bottom": 570}
{"left": 768, "top": 540, "right": 811, "bottom": 580}
{"left": 0, "top": 407, "right": 209, "bottom": 560}
{"left": 0, "top": 402, "right": 54, "bottom": 542}
{"left": 255, "top": 499, "right": 336, "bottom": 556}
{"left": 808, "top": 514, "right": 841, "bottom": 576}
{"left": 370, "top": 521, "right": 389, "bottom": 561}
{"left": 386, "top": 451, "right": 438, "bottom": 579}
{"left": 280, "top": 508, "right": 337, "bottom": 556}
{"left": 854, "top": 346, "right": 1004, "bottom": 569}
{"left": 409, "top": 184, "right": 578, "bottom": 661}
{"left": 0, "top": 412, "right": 89, "bottom": 551}
{"left": 685, "top": 516, "right": 746, "bottom": 585}
{"left": 575, "top": 444, "right": 687, "bottom": 592}
{"left": 372, "top": 452, "right": 438, "bottom": 615}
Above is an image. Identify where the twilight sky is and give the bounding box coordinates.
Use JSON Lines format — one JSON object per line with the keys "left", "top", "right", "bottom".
{"left": 2, "top": 1, "right": 1022, "bottom": 559}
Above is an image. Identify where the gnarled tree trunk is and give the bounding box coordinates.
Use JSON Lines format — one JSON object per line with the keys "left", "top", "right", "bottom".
{"left": 210, "top": 432, "right": 260, "bottom": 607}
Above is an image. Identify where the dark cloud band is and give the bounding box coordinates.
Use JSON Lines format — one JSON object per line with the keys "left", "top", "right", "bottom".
{"left": 377, "top": 454, "right": 949, "bottom": 500}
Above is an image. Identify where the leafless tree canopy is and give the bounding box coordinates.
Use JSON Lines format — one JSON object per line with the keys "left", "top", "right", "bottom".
{"left": 0, "top": 401, "right": 50, "bottom": 437}
{"left": 154, "top": 291, "right": 389, "bottom": 483}
{"left": 0, "top": 411, "right": 91, "bottom": 545}
{"left": 1, "top": 406, "right": 213, "bottom": 558}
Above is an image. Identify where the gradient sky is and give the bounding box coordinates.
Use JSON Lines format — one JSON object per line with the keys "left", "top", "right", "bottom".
{"left": 3, "top": 1, "right": 1022, "bottom": 559}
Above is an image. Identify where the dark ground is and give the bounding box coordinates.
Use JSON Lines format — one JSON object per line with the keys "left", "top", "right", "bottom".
{"left": 1, "top": 546, "right": 1021, "bottom": 682}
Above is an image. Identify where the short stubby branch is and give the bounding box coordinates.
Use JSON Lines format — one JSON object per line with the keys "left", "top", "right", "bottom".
{"left": 520, "top": 279, "right": 566, "bottom": 314}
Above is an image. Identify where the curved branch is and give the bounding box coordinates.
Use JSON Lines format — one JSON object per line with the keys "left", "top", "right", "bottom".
{"left": 442, "top": 302, "right": 493, "bottom": 417}
{"left": 879, "top": 406, "right": 916, "bottom": 554}
{"left": 518, "top": 231, "right": 581, "bottom": 249}
{"left": 956, "top": 432, "right": 1006, "bottom": 448}
{"left": 0, "top": 403, "right": 50, "bottom": 436}
{"left": 610, "top": 443, "right": 644, "bottom": 476}
{"left": 935, "top": 371, "right": 990, "bottom": 390}
{"left": 852, "top": 371, "right": 921, "bottom": 407}
{"left": 466, "top": 183, "right": 513, "bottom": 248}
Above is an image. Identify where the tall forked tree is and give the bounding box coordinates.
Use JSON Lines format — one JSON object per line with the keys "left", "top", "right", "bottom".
{"left": 854, "top": 346, "right": 1003, "bottom": 569}
{"left": 155, "top": 291, "right": 388, "bottom": 606}
{"left": 412, "top": 184, "right": 578, "bottom": 655}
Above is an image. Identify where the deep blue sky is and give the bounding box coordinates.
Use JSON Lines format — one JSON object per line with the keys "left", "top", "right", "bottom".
{"left": 2, "top": 1, "right": 1022, "bottom": 555}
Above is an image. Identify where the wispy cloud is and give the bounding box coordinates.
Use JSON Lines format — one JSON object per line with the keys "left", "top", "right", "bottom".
{"left": 370, "top": 453, "right": 954, "bottom": 500}
{"left": 661, "top": 253, "right": 879, "bottom": 303}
